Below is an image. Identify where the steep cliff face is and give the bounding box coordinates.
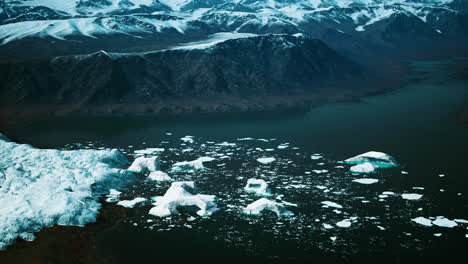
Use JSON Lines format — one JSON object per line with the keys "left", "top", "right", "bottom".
{"left": 0, "top": 34, "right": 365, "bottom": 107}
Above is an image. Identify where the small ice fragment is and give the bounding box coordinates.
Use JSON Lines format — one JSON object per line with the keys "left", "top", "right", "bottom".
{"left": 106, "top": 189, "right": 122, "bottom": 203}
{"left": 321, "top": 201, "right": 343, "bottom": 209}
{"left": 257, "top": 157, "right": 275, "bottom": 164}
{"left": 439, "top": 174, "right": 445, "bottom": 177}
{"left": 352, "top": 178, "right": 379, "bottom": 184}
{"left": 243, "top": 198, "right": 294, "bottom": 217}
{"left": 345, "top": 151, "right": 398, "bottom": 172}
{"left": 171, "top": 157, "right": 213, "bottom": 172}
{"left": 402, "top": 171, "right": 409, "bottom": 174}
{"left": 180, "top": 136, "right": 194, "bottom": 143}
{"left": 134, "top": 148, "right": 165, "bottom": 155}
{"left": 434, "top": 233, "right": 442, "bottom": 237}
{"left": 323, "top": 223, "right": 334, "bottom": 229}
{"left": 336, "top": 219, "right": 352, "bottom": 228}
{"left": 455, "top": 219, "right": 468, "bottom": 224}
{"left": 117, "top": 197, "right": 147, "bottom": 208}
{"left": 330, "top": 236, "right": 337, "bottom": 242}
{"left": 402, "top": 193, "right": 423, "bottom": 200}
{"left": 147, "top": 171, "right": 172, "bottom": 182}
{"left": 311, "top": 154, "right": 322, "bottom": 160}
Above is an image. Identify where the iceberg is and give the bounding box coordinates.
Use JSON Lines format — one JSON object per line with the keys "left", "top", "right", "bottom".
{"left": 127, "top": 156, "right": 160, "bottom": 173}
{"left": 345, "top": 151, "right": 398, "bottom": 173}
{"left": 147, "top": 171, "right": 172, "bottom": 182}
{"left": 257, "top": 157, "right": 276, "bottom": 164}
{"left": 244, "top": 178, "right": 272, "bottom": 197}
{"left": 243, "top": 198, "right": 294, "bottom": 217}
{"left": 0, "top": 134, "right": 132, "bottom": 250}
{"left": 149, "top": 181, "right": 219, "bottom": 217}
{"left": 117, "top": 197, "right": 147, "bottom": 208}
{"left": 171, "top": 157, "right": 214, "bottom": 172}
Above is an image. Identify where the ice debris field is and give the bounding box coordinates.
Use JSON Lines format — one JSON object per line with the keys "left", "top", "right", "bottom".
{"left": 1, "top": 133, "right": 467, "bottom": 253}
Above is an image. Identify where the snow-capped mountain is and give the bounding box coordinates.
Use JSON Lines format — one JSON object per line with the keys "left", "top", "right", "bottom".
{"left": 0, "top": 0, "right": 466, "bottom": 61}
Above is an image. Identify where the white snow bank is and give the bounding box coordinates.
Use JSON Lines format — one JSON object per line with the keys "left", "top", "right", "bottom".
{"left": 127, "top": 156, "right": 160, "bottom": 173}
{"left": 149, "top": 181, "right": 219, "bottom": 217}
{"left": 147, "top": 171, "right": 172, "bottom": 182}
{"left": 345, "top": 151, "right": 398, "bottom": 173}
{"left": 244, "top": 178, "right": 271, "bottom": 197}
{"left": 171, "top": 157, "right": 214, "bottom": 172}
{"left": 352, "top": 178, "right": 379, "bottom": 184}
{"left": 257, "top": 157, "right": 276, "bottom": 164}
{"left": 117, "top": 197, "right": 147, "bottom": 208}
{"left": 402, "top": 193, "right": 423, "bottom": 200}
{"left": 243, "top": 198, "right": 294, "bottom": 217}
{"left": 0, "top": 134, "right": 132, "bottom": 250}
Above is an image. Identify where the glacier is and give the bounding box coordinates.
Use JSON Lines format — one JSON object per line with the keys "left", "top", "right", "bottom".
{"left": 0, "top": 133, "right": 133, "bottom": 250}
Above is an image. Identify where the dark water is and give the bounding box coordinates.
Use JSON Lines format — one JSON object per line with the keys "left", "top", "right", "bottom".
{"left": 3, "top": 60, "right": 468, "bottom": 263}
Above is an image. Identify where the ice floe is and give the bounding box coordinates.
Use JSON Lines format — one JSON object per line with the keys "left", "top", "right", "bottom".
{"left": 147, "top": 171, "right": 172, "bottom": 182}
{"left": 0, "top": 134, "right": 131, "bottom": 250}
{"left": 412, "top": 217, "right": 433, "bottom": 227}
{"left": 402, "top": 193, "right": 423, "bottom": 200}
{"left": 243, "top": 198, "right": 294, "bottom": 217}
{"left": 117, "top": 197, "right": 148, "bottom": 208}
{"left": 134, "top": 148, "right": 165, "bottom": 155}
{"left": 321, "top": 201, "right": 343, "bottom": 209}
{"left": 127, "top": 156, "right": 160, "bottom": 173}
{"left": 433, "top": 218, "right": 458, "bottom": 228}
{"left": 180, "top": 136, "right": 194, "bottom": 143}
{"left": 350, "top": 162, "right": 376, "bottom": 173}
{"left": 244, "top": 178, "right": 272, "bottom": 197}
{"left": 336, "top": 219, "right": 352, "bottom": 228}
{"left": 149, "top": 181, "right": 219, "bottom": 217}
{"left": 257, "top": 157, "right": 276, "bottom": 164}
{"left": 352, "top": 178, "right": 379, "bottom": 184}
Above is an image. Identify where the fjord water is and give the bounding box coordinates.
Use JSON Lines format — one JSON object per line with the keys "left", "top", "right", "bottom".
{"left": 3, "top": 60, "right": 468, "bottom": 262}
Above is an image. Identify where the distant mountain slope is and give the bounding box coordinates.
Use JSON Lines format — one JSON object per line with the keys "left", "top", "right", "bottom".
{"left": 0, "top": 34, "right": 366, "bottom": 108}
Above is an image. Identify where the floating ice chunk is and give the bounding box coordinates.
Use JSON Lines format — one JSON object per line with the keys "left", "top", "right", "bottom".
{"left": 277, "top": 144, "right": 289, "bottom": 149}
{"left": 180, "top": 136, "right": 194, "bottom": 143}
{"left": 455, "top": 219, "right": 468, "bottom": 224}
{"left": 350, "top": 162, "right": 376, "bottom": 173}
{"left": 345, "top": 151, "right": 398, "bottom": 172}
{"left": 243, "top": 198, "right": 294, "bottom": 217}
{"left": 106, "top": 189, "right": 122, "bottom": 203}
{"left": 323, "top": 223, "right": 334, "bottom": 229}
{"left": 336, "top": 219, "right": 352, "bottom": 228}
{"left": 352, "top": 178, "right": 379, "bottom": 184}
{"left": 237, "top": 137, "right": 254, "bottom": 141}
{"left": 330, "top": 236, "right": 337, "bottom": 241}
{"left": 315, "top": 185, "right": 328, "bottom": 190}
{"left": 171, "top": 157, "right": 214, "bottom": 172}
{"left": 134, "top": 148, "right": 165, "bottom": 155}
{"left": 149, "top": 181, "right": 218, "bottom": 218}
{"left": 433, "top": 218, "right": 458, "bottom": 228}
{"left": 147, "top": 171, "right": 172, "bottom": 182}
{"left": 217, "top": 142, "right": 236, "bottom": 147}
{"left": 257, "top": 157, "right": 275, "bottom": 164}
{"left": 117, "top": 197, "right": 147, "bottom": 208}
{"left": 321, "top": 201, "right": 343, "bottom": 209}
{"left": 382, "top": 191, "right": 396, "bottom": 195}
{"left": 244, "top": 178, "right": 271, "bottom": 197}
{"left": 402, "top": 193, "right": 423, "bottom": 200}
{"left": 412, "top": 217, "right": 433, "bottom": 227}
{"left": 0, "top": 134, "right": 131, "bottom": 250}
{"left": 434, "top": 233, "right": 442, "bottom": 237}
{"left": 127, "top": 156, "right": 160, "bottom": 173}
{"left": 310, "top": 154, "right": 322, "bottom": 160}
